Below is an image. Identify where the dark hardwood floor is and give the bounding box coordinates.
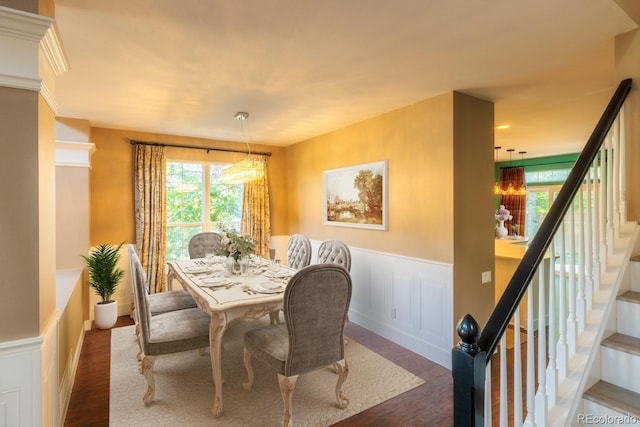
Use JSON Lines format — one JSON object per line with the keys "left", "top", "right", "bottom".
{"left": 64, "top": 316, "right": 454, "bottom": 426}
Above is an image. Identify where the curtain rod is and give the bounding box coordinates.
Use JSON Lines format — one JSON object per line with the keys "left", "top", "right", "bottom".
{"left": 129, "top": 139, "right": 272, "bottom": 157}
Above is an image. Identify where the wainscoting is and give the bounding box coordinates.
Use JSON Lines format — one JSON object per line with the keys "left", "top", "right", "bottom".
{"left": 309, "top": 239, "right": 454, "bottom": 369}
{"left": 0, "top": 319, "right": 58, "bottom": 427}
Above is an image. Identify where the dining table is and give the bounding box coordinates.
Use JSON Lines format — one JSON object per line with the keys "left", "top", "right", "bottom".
{"left": 166, "top": 256, "right": 295, "bottom": 417}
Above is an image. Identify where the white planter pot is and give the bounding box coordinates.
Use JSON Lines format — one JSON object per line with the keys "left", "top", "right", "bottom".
{"left": 94, "top": 300, "right": 118, "bottom": 329}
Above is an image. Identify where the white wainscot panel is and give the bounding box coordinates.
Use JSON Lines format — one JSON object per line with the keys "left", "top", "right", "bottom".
{"left": 310, "top": 240, "right": 453, "bottom": 369}
{"left": 0, "top": 336, "right": 43, "bottom": 426}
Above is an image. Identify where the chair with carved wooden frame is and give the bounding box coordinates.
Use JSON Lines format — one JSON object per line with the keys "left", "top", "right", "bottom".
{"left": 242, "top": 264, "right": 352, "bottom": 426}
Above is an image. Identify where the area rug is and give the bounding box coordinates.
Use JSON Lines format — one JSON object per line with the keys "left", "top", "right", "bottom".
{"left": 110, "top": 318, "right": 424, "bottom": 426}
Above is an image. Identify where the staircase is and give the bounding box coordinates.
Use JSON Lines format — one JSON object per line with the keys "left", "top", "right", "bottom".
{"left": 451, "top": 79, "right": 637, "bottom": 427}
{"left": 582, "top": 257, "right": 640, "bottom": 424}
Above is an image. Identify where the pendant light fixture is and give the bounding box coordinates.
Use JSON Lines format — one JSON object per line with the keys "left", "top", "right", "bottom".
{"left": 221, "top": 112, "right": 265, "bottom": 184}
{"left": 517, "top": 151, "right": 527, "bottom": 195}
{"left": 494, "top": 147, "right": 526, "bottom": 196}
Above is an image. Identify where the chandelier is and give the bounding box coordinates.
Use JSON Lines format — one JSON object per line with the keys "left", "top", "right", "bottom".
{"left": 221, "top": 112, "right": 265, "bottom": 184}
{"left": 494, "top": 148, "right": 526, "bottom": 196}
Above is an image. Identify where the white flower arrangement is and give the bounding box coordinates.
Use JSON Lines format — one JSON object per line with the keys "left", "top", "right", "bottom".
{"left": 216, "top": 228, "right": 256, "bottom": 261}
{"left": 495, "top": 205, "right": 513, "bottom": 222}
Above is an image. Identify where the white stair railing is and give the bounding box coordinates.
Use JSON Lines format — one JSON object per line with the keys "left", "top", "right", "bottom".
{"left": 488, "top": 104, "right": 635, "bottom": 427}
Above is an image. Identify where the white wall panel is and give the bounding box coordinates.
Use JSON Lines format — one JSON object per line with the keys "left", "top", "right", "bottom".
{"left": 0, "top": 336, "right": 42, "bottom": 426}
{"left": 310, "top": 239, "right": 453, "bottom": 369}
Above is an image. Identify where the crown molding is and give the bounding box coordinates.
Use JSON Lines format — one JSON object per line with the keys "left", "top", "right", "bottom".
{"left": 55, "top": 140, "right": 96, "bottom": 168}
{"left": 40, "top": 80, "right": 58, "bottom": 113}
{"left": 41, "top": 23, "right": 69, "bottom": 77}
{"left": 0, "top": 6, "right": 54, "bottom": 91}
{"left": 0, "top": 6, "right": 52, "bottom": 42}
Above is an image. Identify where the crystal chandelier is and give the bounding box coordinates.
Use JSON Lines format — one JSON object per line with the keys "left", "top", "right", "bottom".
{"left": 221, "top": 112, "right": 265, "bottom": 184}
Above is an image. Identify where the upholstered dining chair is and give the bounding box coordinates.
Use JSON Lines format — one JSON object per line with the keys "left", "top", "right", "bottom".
{"left": 242, "top": 264, "right": 352, "bottom": 427}
{"left": 286, "top": 234, "right": 312, "bottom": 270}
{"left": 128, "top": 245, "right": 196, "bottom": 318}
{"left": 316, "top": 240, "right": 352, "bottom": 344}
{"left": 129, "top": 246, "right": 211, "bottom": 405}
{"left": 188, "top": 231, "right": 222, "bottom": 259}
{"left": 317, "top": 240, "right": 351, "bottom": 272}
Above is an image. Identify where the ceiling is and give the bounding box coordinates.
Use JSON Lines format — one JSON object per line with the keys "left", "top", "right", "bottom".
{"left": 53, "top": 0, "right": 637, "bottom": 158}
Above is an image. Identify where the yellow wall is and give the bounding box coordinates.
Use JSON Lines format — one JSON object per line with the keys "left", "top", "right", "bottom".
{"left": 89, "top": 127, "right": 289, "bottom": 246}
{"left": 286, "top": 93, "right": 456, "bottom": 262}
{"left": 285, "top": 91, "right": 496, "bottom": 333}
{"left": 616, "top": 29, "right": 640, "bottom": 222}
{"left": 38, "top": 94, "right": 57, "bottom": 334}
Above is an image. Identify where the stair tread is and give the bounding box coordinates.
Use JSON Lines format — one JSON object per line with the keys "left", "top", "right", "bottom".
{"left": 618, "top": 291, "right": 640, "bottom": 304}
{"left": 584, "top": 381, "right": 640, "bottom": 418}
{"left": 602, "top": 333, "right": 640, "bottom": 357}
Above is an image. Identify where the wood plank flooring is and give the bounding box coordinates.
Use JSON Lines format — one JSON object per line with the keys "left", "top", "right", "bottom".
{"left": 64, "top": 316, "right": 454, "bottom": 426}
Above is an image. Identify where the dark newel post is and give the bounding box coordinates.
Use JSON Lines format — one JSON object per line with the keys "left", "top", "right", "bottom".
{"left": 452, "top": 314, "right": 486, "bottom": 427}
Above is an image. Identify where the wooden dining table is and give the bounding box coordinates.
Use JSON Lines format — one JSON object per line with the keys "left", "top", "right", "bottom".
{"left": 167, "top": 256, "right": 294, "bottom": 417}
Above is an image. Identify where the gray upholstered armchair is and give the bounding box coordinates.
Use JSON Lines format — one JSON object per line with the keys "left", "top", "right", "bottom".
{"left": 317, "top": 240, "right": 351, "bottom": 272}
{"left": 286, "top": 234, "right": 311, "bottom": 270}
{"left": 242, "top": 264, "right": 352, "bottom": 426}
{"left": 130, "top": 247, "right": 211, "bottom": 405}
{"left": 188, "top": 232, "right": 222, "bottom": 259}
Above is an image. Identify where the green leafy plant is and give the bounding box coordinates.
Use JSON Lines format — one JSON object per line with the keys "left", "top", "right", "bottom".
{"left": 81, "top": 242, "right": 126, "bottom": 303}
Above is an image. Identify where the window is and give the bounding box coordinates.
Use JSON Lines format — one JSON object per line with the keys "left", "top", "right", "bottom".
{"left": 166, "top": 161, "right": 243, "bottom": 261}
{"left": 524, "top": 185, "right": 560, "bottom": 239}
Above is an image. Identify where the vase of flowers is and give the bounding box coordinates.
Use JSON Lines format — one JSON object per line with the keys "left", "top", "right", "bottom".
{"left": 495, "top": 205, "right": 512, "bottom": 239}
{"left": 216, "top": 228, "right": 256, "bottom": 274}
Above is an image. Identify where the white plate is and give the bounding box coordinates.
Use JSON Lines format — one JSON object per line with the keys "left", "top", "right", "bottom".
{"left": 199, "top": 277, "right": 230, "bottom": 287}
{"left": 263, "top": 270, "right": 291, "bottom": 279}
{"left": 252, "top": 283, "right": 284, "bottom": 293}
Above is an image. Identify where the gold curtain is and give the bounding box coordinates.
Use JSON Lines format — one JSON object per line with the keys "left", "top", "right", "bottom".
{"left": 241, "top": 159, "right": 271, "bottom": 258}
{"left": 499, "top": 167, "right": 526, "bottom": 236}
{"left": 134, "top": 144, "right": 167, "bottom": 293}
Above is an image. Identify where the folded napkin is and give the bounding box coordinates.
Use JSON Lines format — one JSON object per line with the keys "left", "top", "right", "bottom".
{"left": 200, "top": 277, "right": 230, "bottom": 286}
{"left": 184, "top": 266, "right": 210, "bottom": 273}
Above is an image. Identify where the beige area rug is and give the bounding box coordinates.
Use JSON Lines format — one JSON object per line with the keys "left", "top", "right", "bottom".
{"left": 110, "top": 318, "right": 424, "bottom": 426}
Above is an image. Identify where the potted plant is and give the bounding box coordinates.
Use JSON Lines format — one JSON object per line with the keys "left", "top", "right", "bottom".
{"left": 81, "top": 242, "right": 125, "bottom": 329}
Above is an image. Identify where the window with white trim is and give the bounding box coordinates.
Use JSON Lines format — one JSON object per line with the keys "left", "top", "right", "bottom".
{"left": 166, "top": 161, "right": 243, "bottom": 261}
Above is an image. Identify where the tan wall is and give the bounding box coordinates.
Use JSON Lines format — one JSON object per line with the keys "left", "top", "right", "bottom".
{"left": 452, "top": 92, "right": 496, "bottom": 332}
{"left": 286, "top": 93, "right": 456, "bottom": 262}
{"left": 0, "top": 87, "right": 40, "bottom": 341}
{"left": 88, "top": 127, "right": 289, "bottom": 246}
{"left": 0, "top": 0, "right": 38, "bottom": 13}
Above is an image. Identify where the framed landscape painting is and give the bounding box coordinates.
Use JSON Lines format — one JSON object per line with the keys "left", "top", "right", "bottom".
{"left": 323, "top": 160, "right": 388, "bottom": 230}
